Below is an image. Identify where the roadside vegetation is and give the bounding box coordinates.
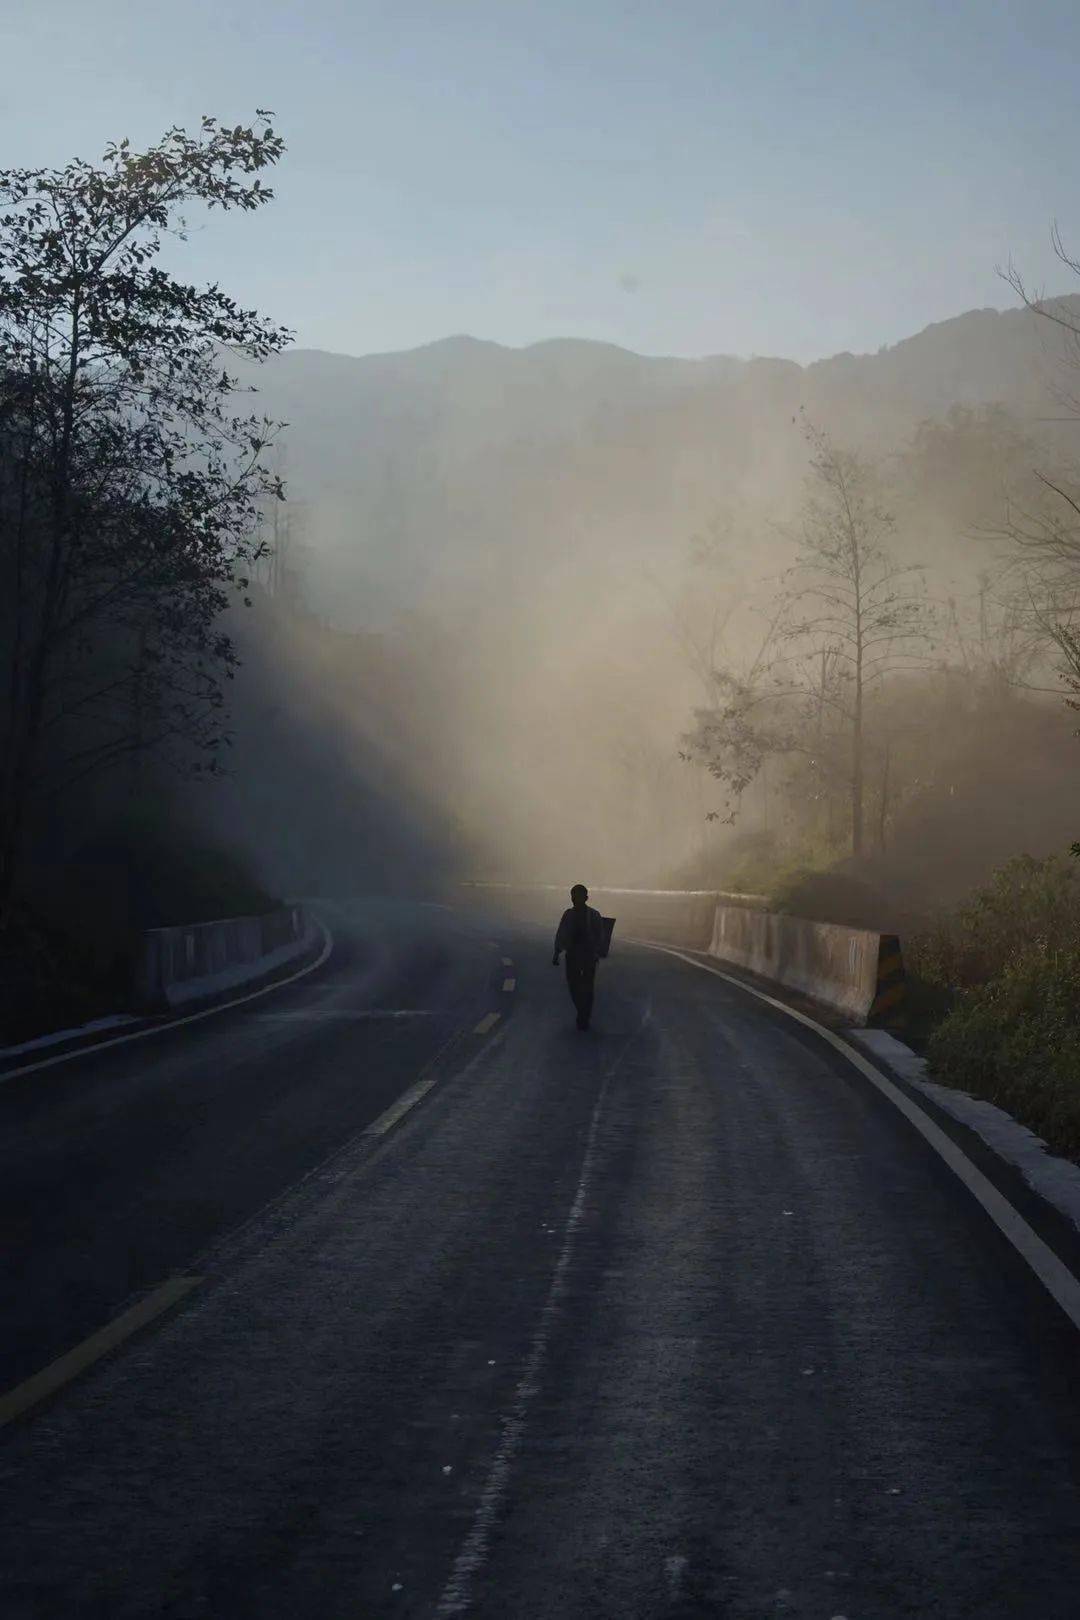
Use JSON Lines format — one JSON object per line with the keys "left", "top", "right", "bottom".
{"left": 0, "top": 115, "right": 291, "bottom": 1042}
{"left": 668, "top": 246, "right": 1080, "bottom": 1162}
{"left": 3, "top": 807, "right": 276, "bottom": 1044}
{"left": 906, "top": 853, "right": 1080, "bottom": 1162}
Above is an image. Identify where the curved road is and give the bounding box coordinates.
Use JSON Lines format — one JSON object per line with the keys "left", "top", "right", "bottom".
{"left": 2, "top": 899, "right": 1080, "bottom": 1617}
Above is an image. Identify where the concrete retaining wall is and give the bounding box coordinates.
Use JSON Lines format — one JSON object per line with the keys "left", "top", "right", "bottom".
{"left": 708, "top": 905, "right": 902, "bottom": 1024}
{"left": 134, "top": 905, "right": 314, "bottom": 1010}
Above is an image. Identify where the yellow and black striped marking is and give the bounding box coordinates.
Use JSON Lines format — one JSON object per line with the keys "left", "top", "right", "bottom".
{"left": 870, "top": 934, "right": 906, "bottom": 1025}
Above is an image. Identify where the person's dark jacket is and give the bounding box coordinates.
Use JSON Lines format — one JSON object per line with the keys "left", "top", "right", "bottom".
{"left": 553, "top": 905, "right": 606, "bottom": 962}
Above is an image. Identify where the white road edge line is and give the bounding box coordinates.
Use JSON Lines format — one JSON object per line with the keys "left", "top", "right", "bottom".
{"left": 0, "top": 920, "right": 335, "bottom": 1085}
{"left": 644, "top": 942, "right": 1080, "bottom": 1336}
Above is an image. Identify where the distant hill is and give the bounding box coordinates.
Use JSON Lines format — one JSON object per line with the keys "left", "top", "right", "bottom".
{"left": 218, "top": 294, "right": 1080, "bottom": 888}
{"left": 239, "top": 296, "right": 1080, "bottom": 629}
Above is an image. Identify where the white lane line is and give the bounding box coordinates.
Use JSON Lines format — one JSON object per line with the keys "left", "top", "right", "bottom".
{"left": 644, "top": 943, "right": 1080, "bottom": 1336}
{"left": 502, "top": 957, "right": 513, "bottom": 967}
{"left": 436, "top": 1084, "right": 611, "bottom": 1614}
{"left": 436, "top": 1012, "right": 648, "bottom": 1618}
{"left": 473, "top": 1012, "right": 501, "bottom": 1036}
{"left": 3, "top": 993, "right": 503, "bottom": 1425}
{"left": 502, "top": 978, "right": 516, "bottom": 993}
{"left": 0, "top": 921, "right": 335, "bottom": 1085}
{"left": 0, "top": 1275, "right": 202, "bottom": 1430}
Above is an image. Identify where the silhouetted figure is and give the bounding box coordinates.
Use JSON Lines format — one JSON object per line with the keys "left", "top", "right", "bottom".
{"left": 552, "top": 883, "right": 605, "bottom": 1030}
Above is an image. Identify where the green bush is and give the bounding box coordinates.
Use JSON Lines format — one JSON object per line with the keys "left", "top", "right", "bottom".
{"left": 908, "top": 852, "right": 1080, "bottom": 990}
{"left": 694, "top": 827, "right": 849, "bottom": 902}
{"left": 927, "top": 944, "right": 1080, "bottom": 1160}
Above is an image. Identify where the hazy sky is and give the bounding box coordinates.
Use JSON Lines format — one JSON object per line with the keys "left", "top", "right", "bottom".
{"left": 4, "top": 0, "right": 1080, "bottom": 361}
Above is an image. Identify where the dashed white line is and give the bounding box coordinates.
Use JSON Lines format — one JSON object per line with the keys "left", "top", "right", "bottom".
{"left": 5, "top": 988, "right": 505, "bottom": 1426}
{"left": 435, "top": 1012, "right": 647, "bottom": 1617}
{"left": 502, "top": 978, "right": 516, "bottom": 993}
{"left": 252, "top": 1009, "right": 435, "bottom": 1022}
{"left": 436, "top": 1079, "right": 611, "bottom": 1615}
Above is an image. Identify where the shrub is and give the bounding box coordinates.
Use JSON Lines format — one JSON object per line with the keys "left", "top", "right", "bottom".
{"left": 927, "top": 944, "right": 1080, "bottom": 1160}
{"left": 908, "top": 852, "right": 1080, "bottom": 990}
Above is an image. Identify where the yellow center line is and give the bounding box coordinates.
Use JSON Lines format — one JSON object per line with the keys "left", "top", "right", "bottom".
{"left": 0, "top": 1274, "right": 202, "bottom": 1430}
{"left": 5, "top": 985, "right": 515, "bottom": 1430}
{"left": 364, "top": 1075, "right": 440, "bottom": 1136}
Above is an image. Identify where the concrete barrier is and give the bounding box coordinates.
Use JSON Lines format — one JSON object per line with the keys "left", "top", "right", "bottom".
{"left": 708, "top": 905, "right": 904, "bottom": 1025}
{"left": 458, "top": 881, "right": 904, "bottom": 1025}
{"left": 134, "top": 904, "right": 315, "bottom": 1010}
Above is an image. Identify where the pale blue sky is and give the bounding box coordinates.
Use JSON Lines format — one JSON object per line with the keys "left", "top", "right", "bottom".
{"left": 3, "top": 0, "right": 1079, "bottom": 360}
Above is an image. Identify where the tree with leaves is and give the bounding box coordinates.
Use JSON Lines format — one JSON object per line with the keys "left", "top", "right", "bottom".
{"left": 0, "top": 113, "right": 291, "bottom": 920}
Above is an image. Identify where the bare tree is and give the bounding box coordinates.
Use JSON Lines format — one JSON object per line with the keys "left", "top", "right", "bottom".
{"left": 994, "top": 225, "right": 1080, "bottom": 696}
{"left": 779, "top": 420, "right": 934, "bottom": 855}
{"left": 682, "top": 423, "right": 935, "bottom": 857}
{"left": 254, "top": 439, "right": 311, "bottom": 605}
{"left": 1002, "top": 223, "right": 1080, "bottom": 419}
{"left": 678, "top": 597, "right": 792, "bottom": 824}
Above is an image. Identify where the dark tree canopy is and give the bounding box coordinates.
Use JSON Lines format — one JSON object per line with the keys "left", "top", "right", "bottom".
{"left": 0, "top": 114, "right": 292, "bottom": 915}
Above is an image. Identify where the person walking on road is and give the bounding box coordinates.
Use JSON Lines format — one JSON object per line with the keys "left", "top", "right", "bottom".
{"left": 553, "top": 884, "right": 605, "bottom": 1030}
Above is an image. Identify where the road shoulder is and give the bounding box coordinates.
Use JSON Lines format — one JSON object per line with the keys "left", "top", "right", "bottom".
{"left": 641, "top": 940, "right": 1080, "bottom": 1333}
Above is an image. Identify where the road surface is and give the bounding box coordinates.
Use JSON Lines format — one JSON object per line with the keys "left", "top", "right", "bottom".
{"left": 2, "top": 898, "right": 1080, "bottom": 1618}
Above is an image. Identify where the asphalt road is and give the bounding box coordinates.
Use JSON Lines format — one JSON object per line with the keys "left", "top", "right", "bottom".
{"left": 2, "top": 898, "right": 1080, "bottom": 1618}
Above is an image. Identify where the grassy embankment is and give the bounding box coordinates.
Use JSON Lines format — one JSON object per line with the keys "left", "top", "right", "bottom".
{"left": 904, "top": 853, "right": 1080, "bottom": 1162}
{"left": 772, "top": 845, "right": 1080, "bottom": 1164}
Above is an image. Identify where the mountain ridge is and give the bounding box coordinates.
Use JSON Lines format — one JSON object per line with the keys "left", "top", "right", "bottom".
{"left": 272, "top": 293, "right": 1080, "bottom": 374}
{"left": 240, "top": 292, "right": 1080, "bottom": 632}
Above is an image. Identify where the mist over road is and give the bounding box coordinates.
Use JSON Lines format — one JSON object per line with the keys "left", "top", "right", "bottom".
{"left": 3, "top": 904, "right": 1080, "bottom": 1617}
